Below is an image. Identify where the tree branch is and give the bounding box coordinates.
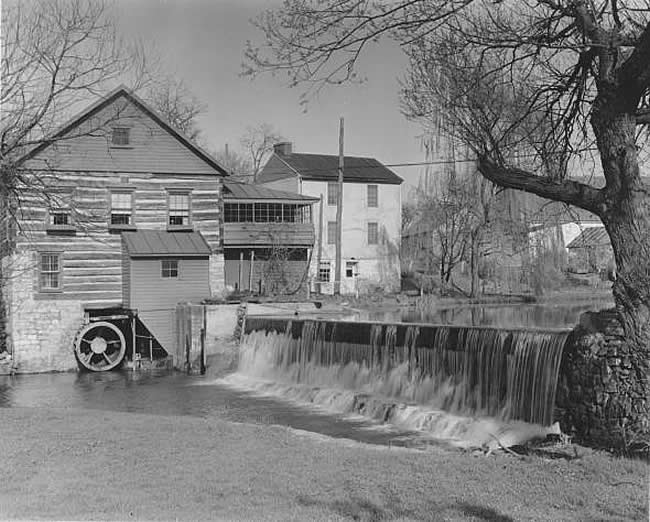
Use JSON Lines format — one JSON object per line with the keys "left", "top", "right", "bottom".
{"left": 477, "top": 155, "right": 604, "bottom": 215}
{"left": 618, "top": 21, "right": 650, "bottom": 97}
{"left": 637, "top": 109, "right": 650, "bottom": 125}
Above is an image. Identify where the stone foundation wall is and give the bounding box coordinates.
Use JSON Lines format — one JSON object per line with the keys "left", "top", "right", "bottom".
{"left": 4, "top": 252, "right": 83, "bottom": 373}
{"left": 555, "top": 309, "right": 649, "bottom": 452}
{"left": 209, "top": 253, "right": 226, "bottom": 297}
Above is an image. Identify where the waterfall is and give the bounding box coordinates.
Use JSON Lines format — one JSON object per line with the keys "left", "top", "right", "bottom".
{"left": 239, "top": 317, "right": 568, "bottom": 427}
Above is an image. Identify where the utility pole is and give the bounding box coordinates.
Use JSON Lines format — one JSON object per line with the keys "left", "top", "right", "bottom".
{"left": 316, "top": 194, "right": 323, "bottom": 295}
{"left": 334, "top": 117, "right": 344, "bottom": 295}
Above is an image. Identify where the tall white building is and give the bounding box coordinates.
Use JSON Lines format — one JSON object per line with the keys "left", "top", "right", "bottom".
{"left": 257, "top": 142, "right": 403, "bottom": 295}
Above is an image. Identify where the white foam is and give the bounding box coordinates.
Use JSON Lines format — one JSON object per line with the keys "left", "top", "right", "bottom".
{"left": 213, "top": 372, "right": 558, "bottom": 450}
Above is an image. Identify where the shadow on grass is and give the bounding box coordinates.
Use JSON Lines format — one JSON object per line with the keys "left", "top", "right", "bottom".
{"left": 296, "top": 494, "right": 514, "bottom": 521}
{"left": 455, "top": 502, "right": 515, "bottom": 521}
{"left": 296, "top": 493, "right": 427, "bottom": 521}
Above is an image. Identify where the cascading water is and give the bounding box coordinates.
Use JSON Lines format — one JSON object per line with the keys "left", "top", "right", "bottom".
{"left": 226, "top": 316, "right": 569, "bottom": 447}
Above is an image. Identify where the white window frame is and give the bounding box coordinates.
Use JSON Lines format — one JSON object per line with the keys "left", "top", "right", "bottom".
{"left": 367, "top": 222, "right": 379, "bottom": 245}
{"left": 167, "top": 190, "right": 192, "bottom": 228}
{"left": 39, "top": 252, "right": 63, "bottom": 292}
{"left": 161, "top": 259, "right": 179, "bottom": 279}
{"left": 327, "top": 182, "right": 338, "bottom": 206}
{"left": 327, "top": 221, "right": 337, "bottom": 245}
{"left": 109, "top": 190, "right": 134, "bottom": 228}
{"left": 317, "top": 261, "right": 331, "bottom": 282}
{"left": 367, "top": 184, "right": 378, "bottom": 208}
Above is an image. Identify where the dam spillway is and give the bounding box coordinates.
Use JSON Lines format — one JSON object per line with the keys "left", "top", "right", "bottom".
{"left": 240, "top": 317, "right": 570, "bottom": 427}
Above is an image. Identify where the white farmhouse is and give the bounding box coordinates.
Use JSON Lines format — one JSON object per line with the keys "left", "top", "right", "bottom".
{"left": 257, "top": 142, "right": 403, "bottom": 295}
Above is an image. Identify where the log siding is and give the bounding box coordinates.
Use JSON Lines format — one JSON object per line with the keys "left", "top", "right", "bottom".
{"left": 12, "top": 170, "right": 221, "bottom": 308}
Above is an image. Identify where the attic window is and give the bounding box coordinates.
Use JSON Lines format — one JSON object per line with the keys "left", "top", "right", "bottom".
{"left": 111, "top": 127, "right": 130, "bottom": 146}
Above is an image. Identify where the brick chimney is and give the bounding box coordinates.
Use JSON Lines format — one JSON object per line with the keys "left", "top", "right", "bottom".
{"left": 273, "top": 142, "right": 293, "bottom": 156}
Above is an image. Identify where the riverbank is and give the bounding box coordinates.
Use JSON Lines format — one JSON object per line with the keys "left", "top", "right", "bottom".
{"left": 0, "top": 407, "right": 646, "bottom": 521}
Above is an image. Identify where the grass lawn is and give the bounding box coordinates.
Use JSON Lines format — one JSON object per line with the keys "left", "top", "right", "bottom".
{"left": 0, "top": 407, "right": 647, "bottom": 521}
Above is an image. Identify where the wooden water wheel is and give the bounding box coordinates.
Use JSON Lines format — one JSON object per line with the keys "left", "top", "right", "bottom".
{"left": 74, "top": 321, "right": 127, "bottom": 372}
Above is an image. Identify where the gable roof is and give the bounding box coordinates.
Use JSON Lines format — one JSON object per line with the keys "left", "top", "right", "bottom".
{"left": 268, "top": 153, "right": 403, "bottom": 184}
{"left": 223, "top": 180, "right": 318, "bottom": 203}
{"left": 17, "top": 85, "right": 228, "bottom": 176}
{"left": 122, "top": 230, "right": 211, "bottom": 258}
{"left": 567, "top": 227, "right": 610, "bottom": 249}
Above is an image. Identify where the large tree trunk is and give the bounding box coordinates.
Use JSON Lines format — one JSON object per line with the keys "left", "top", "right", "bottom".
{"left": 592, "top": 109, "right": 650, "bottom": 444}
{"left": 477, "top": 107, "right": 649, "bottom": 448}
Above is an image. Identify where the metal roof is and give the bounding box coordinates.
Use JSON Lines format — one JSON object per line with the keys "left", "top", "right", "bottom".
{"left": 122, "top": 230, "right": 211, "bottom": 258}
{"left": 223, "top": 180, "right": 318, "bottom": 202}
{"left": 567, "top": 227, "right": 610, "bottom": 249}
{"left": 272, "top": 153, "right": 403, "bottom": 184}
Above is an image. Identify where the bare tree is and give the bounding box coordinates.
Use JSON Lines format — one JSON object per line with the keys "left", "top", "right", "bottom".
{"left": 214, "top": 146, "right": 252, "bottom": 180}
{"left": 1, "top": 0, "right": 151, "bottom": 215}
{"left": 145, "top": 77, "right": 206, "bottom": 144}
{"left": 240, "top": 123, "right": 284, "bottom": 182}
{"left": 214, "top": 124, "right": 284, "bottom": 182}
{"left": 244, "top": 2, "right": 650, "bottom": 438}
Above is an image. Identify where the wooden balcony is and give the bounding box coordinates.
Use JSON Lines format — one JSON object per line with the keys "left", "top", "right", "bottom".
{"left": 223, "top": 222, "right": 315, "bottom": 248}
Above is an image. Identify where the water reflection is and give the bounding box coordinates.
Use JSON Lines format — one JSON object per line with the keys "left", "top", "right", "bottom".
{"left": 363, "top": 300, "right": 613, "bottom": 328}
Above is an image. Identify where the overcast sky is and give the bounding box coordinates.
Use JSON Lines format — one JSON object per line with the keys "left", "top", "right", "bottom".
{"left": 116, "top": 0, "right": 426, "bottom": 193}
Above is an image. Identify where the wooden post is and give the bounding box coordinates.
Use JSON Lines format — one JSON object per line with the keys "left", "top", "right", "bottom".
{"left": 200, "top": 305, "right": 207, "bottom": 375}
{"left": 334, "top": 117, "right": 344, "bottom": 295}
{"left": 316, "top": 194, "right": 323, "bottom": 295}
{"left": 238, "top": 251, "right": 244, "bottom": 291}
{"left": 249, "top": 250, "right": 255, "bottom": 292}
{"left": 131, "top": 310, "right": 137, "bottom": 371}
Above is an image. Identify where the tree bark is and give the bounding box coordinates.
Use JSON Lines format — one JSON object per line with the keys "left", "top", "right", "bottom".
{"left": 592, "top": 107, "right": 650, "bottom": 374}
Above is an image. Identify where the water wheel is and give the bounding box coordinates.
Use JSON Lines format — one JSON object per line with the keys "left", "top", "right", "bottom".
{"left": 74, "top": 321, "right": 127, "bottom": 372}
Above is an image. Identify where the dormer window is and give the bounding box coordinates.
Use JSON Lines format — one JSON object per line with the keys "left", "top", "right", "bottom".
{"left": 111, "top": 127, "right": 130, "bottom": 147}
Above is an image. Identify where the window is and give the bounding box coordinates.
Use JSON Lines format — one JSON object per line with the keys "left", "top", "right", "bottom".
{"left": 51, "top": 211, "right": 70, "bottom": 226}
{"left": 368, "top": 222, "right": 379, "bottom": 245}
{"left": 346, "top": 261, "right": 358, "bottom": 278}
{"left": 283, "top": 205, "right": 296, "bottom": 223}
{"left": 40, "top": 253, "right": 62, "bottom": 291}
{"left": 327, "top": 221, "right": 337, "bottom": 245}
{"left": 110, "top": 192, "right": 133, "bottom": 226}
{"left": 367, "top": 185, "right": 378, "bottom": 207}
{"left": 327, "top": 182, "right": 339, "bottom": 206}
{"left": 161, "top": 259, "right": 179, "bottom": 278}
{"left": 111, "top": 127, "right": 130, "bottom": 146}
{"left": 317, "top": 261, "right": 331, "bottom": 282}
{"left": 168, "top": 193, "right": 190, "bottom": 226}
{"left": 224, "top": 203, "right": 238, "bottom": 223}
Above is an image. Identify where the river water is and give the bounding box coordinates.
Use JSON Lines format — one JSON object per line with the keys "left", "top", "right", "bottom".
{"left": 0, "top": 366, "right": 438, "bottom": 448}
{"left": 0, "top": 299, "right": 612, "bottom": 449}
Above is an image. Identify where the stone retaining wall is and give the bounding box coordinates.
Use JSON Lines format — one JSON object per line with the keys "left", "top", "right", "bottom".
{"left": 3, "top": 252, "right": 82, "bottom": 373}
{"left": 555, "top": 309, "right": 649, "bottom": 453}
